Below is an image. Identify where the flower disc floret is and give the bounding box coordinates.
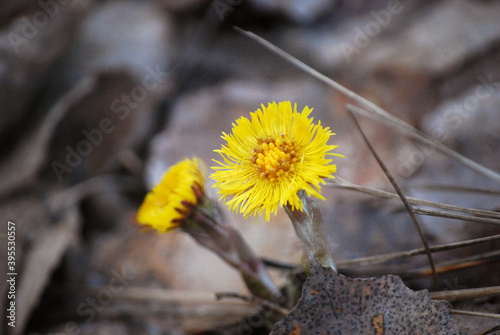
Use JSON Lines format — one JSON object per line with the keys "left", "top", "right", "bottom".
{"left": 137, "top": 157, "right": 205, "bottom": 233}
{"left": 211, "top": 101, "right": 342, "bottom": 221}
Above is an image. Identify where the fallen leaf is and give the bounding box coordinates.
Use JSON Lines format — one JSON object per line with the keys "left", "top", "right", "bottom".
{"left": 15, "top": 207, "right": 81, "bottom": 335}
{"left": 0, "top": 76, "right": 96, "bottom": 197}
{"left": 271, "top": 256, "right": 460, "bottom": 335}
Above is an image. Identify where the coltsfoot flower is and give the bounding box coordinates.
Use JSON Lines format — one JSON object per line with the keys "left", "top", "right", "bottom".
{"left": 211, "top": 101, "right": 342, "bottom": 221}
{"left": 137, "top": 157, "right": 284, "bottom": 302}
{"left": 137, "top": 157, "right": 205, "bottom": 233}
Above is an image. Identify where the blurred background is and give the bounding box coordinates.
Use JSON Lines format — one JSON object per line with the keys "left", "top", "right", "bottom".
{"left": 1, "top": 0, "right": 500, "bottom": 334}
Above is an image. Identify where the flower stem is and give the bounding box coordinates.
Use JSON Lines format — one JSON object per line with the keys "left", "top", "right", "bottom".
{"left": 284, "top": 191, "right": 336, "bottom": 271}
{"left": 182, "top": 196, "right": 285, "bottom": 304}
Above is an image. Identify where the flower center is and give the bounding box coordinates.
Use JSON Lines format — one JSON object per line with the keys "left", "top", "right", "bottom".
{"left": 251, "top": 135, "right": 301, "bottom": 181}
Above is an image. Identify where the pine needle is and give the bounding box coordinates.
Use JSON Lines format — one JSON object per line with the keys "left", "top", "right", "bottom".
{"left": 338, "top": 234, "right": 500, "bottom": 268}
{"left": 327, "top": 178, "right": 500, "bottom": 222}
{"left": 452, "top": 310, "right": 500, "bottom": 320}
{"left": 233, "top": 27, "right": 500, "bottom": 184}
{"left": 345, "top": 110, "right": 438, "bottom": 287}
{"left": 430, "top": 285, "right": 500, "bottom": 301}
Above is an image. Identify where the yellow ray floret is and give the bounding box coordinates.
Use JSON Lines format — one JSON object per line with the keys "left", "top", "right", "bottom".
{"left": 211, "top": 101, "right": 342, "bottom": 221}
{"left": 137, "top": 157, "right": 205, "bottom": 233}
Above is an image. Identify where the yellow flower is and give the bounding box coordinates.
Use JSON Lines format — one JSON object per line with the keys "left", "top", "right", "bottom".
{"left": 137, "top": 157, "right": 205, "bottom": 233}
{"left": 211, "top": 101, "right": 342, "bottom": 221}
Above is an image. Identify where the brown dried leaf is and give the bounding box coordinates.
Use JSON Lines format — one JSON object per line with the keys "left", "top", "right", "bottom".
{"left": 15, "top": 207, "right": 80, "bottom": 335}
{"left": 0, "top": 76, "right": 96, "bottom": 197}
{"left": 271, "top": 257, "right": 460, "bottom": 335}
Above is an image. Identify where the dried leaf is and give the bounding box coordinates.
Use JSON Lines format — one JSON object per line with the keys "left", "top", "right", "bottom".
{"left": 15, "top": 207, "right": 80, "bottom": 335}
{"left": 271, "top": 257, "right": 460, "bottom": 335}
{"left": 0, "top": 76, "right": 96, "bottom": 196}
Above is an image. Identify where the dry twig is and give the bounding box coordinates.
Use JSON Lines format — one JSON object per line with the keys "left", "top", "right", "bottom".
{"left": 338, "top": 234, "right": 500, "bottom": 268}
{"left": 345, "top": 109, "right": 437, "bottom": 287}
{"left": 431, "top": 286, "right": 500, "bottom": 301}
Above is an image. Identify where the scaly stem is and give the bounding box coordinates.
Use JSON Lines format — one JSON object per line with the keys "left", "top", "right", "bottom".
{"left": 182, "top": 196, "right": 285, "bottom": 304}
{"left": 284, "top": 191, "right": 336, "bottom": 271}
